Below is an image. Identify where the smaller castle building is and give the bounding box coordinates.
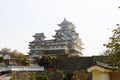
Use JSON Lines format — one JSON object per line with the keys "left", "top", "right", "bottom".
{"left": 29, "top": 18, "right": 83, "bottom": 58}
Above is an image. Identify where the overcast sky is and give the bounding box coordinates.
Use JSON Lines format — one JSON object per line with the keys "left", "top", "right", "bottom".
{"left": 0, "top": 0, "right": 120, "bottom": 56}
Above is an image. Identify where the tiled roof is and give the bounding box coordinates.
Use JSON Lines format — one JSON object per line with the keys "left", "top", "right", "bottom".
{"left": 57, "top": 56, "right": 109, "bottom": 71}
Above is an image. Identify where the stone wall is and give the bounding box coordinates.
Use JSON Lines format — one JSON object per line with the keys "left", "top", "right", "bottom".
{"left": 11, "top": 70, "right": 90, "bottom": 80}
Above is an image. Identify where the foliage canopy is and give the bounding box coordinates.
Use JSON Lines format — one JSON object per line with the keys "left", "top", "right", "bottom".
{"left": 104, "top": 24, "right": 120, "bottom": 69}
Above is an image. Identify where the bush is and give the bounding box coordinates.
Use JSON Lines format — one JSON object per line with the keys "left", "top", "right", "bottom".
{"left": 36, "top": 75, "right": 48, "bottom": 80}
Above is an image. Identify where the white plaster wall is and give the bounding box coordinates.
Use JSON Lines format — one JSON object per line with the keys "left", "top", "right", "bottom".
{"left": 101, "top": 72, "right": 110, "bottom": 80}
{"left": 4, "top": 54, "right": 10, "bottom": 59}
{"left": 93, "top": 70, "right": 101, "bottom": 80}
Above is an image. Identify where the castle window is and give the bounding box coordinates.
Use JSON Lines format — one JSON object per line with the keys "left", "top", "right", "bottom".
{"left": 36, "top": 47, "right": 41, "bottom": 49}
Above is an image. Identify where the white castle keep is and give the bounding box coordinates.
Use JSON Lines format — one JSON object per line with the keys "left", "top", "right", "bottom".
{"left": 29, "top": 18, "right": 84, "bottom": 58}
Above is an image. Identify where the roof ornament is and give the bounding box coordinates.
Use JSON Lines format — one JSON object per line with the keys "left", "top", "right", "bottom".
{"left": 64, "top": 18, "right": 66, "bottom": 21}
{"left": 58, "top": 18, "right": 71, "bottom": 26}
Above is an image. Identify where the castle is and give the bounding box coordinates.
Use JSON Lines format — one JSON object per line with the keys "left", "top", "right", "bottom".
{"left": 0, "top": 19, "right": 119, "bottom": 80}
{"left": 29, "top": 18, "right": 83, "bottom": 58}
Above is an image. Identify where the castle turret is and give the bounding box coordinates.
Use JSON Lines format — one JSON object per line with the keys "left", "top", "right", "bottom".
{"left": 33, "top": 33, "right": 46, "bottom": 42}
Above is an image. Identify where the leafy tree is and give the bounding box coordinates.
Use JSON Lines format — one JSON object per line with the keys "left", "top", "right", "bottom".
{"left": 36, "top": 75, "right": 48, "bottom": 80}
{"left": 15, "top": 53, "right": 30, "bottom": 66}
{"left": 20, "top": 57, "right": 30, "bottom": 66}
{"left": 0, "top": 57, "right": 3, "bottom": 63}
{"left": 71, "top": 71, "right": 88, "bottom": 80}
{"left": 16, "top": 52, "right": 24, "bottom": 58}
{"left": 39, "top": 55, "right": 57, "bottom": 69}
{"left": 104, "top": 24, "right": 120, "bottom": 69}
{"left": 39, "top": 55, "right": 52, "bottom": 68}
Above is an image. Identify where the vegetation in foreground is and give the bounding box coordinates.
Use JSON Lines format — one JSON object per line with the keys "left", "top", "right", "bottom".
{"left": 104, "top": 24, "right": 120, "bottom": 70}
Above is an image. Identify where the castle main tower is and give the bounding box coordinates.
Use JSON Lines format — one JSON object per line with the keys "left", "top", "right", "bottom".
{"left": 29, "top": 18, "right": 83, "bottom": 58}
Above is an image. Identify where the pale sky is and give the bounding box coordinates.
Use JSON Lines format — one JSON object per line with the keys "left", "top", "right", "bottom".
{"left": 0, "top": 0, "right": 120, "bottom": 56}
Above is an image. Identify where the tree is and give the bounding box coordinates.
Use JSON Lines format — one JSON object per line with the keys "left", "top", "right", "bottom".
{"left": 39, "top": 55, "right": 53, "bottom": 68}
{"left": 39, "top": 55, "right": 58, "bottom": 69}
{"left": 20, "top": 57, "right": 30, "bottom": 66}
{"left": 15, "top": 52, "right": 30, "bottom": 66}
{"left": 104, "top": 24, "right": 120, "bottom": 69}
{"left": 71, "top": 71, "right": 88, "bottom": 80}
{"left": 0, "top": 57, "right": 3, "bottom": 63}
{"left": 36, "top": 75, "right": 48, "bottom": 80}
